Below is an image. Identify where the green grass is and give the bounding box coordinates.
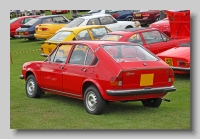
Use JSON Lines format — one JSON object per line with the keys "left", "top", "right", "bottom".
{"left": 10, "top": 11, "right": 190, "bottom": 129}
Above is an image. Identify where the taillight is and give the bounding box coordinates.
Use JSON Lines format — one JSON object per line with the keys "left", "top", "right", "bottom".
{"left": 177, "top": 60, "right": 190, "bottom": 67}
{"left": 24, "top": 32, "right": 29, "bottom": 35}
{"left": 110, "top": 77, "right": 123, "bottom": 86}
{"left": 112, "top": 13, "right": 119, "bottom": 18}
{"left": 168, "top": 74, "right": 175, "bottom": 83}
{"left": 142, "top": 12, "right": 150, "bottom": 16}
{"left": 42, "top": 28, "right": 49, "bottom": 31}
{"left": 35, "top": 27, "right": 38, "bottom": 31}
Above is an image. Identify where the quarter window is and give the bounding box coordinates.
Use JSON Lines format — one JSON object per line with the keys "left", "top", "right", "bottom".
{"left": 99, "top": 16, "right": 115, "bottom": 25}
{"left": 87, "top": 18, "right": 100, "bottom": 25}
{"left": 127, "top": 33, "right": 143, "bottom": 45}
{"left": 90, "top": 27, "right": 109, "bottom": 40}
{"left": 76, "top": 30, "right": 91, "bottom": 40}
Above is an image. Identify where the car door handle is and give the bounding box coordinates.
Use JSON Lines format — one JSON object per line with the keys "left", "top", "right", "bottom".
{"left": 81, "top": 68, "right": 87, "bottom": 72}
{"left": 59, "top": 66, "right": 64, "bottom": 69}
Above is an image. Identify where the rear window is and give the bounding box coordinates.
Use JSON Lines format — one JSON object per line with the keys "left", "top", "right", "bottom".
{"left": 102, "top": 44, "right": 158, "bottom": 62}
{"left": 24, "top": 18, "right": 39, "bottom": 26}
{"left": 100, "top": 34, "right": 122, "bottom": 41}
{"left": 48, "top": 31, "right": 72, "bottom": 41}
{"left": 65, "top": 18, "right": 85, "bottom": 28}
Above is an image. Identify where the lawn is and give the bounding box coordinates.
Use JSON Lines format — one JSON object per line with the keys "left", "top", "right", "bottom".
{"left": 10, "top": 11, "right": 191, "bottom": 130}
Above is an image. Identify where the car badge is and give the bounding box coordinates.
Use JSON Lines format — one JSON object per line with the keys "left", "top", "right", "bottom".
{"left": 126, "top": 72, "right": 135, "bottom": 76}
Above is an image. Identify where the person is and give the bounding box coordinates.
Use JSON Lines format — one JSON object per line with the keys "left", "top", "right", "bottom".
{"left": 159, "top": 10, "right": 167, "bottom": 20}
{"left": 71, "top": 10, "right": 78, "bottom": 19}
{"left": 32, "top": 10, "right": 36, "bottom": 15}
{"left": 40, "top": 10, "right": 45, "bottom": 16}
{"left": 16, "top": 10, "right": 20, "bottom": 17}
{"left": 134, "top": 21, "right": 141, "bottom": 28}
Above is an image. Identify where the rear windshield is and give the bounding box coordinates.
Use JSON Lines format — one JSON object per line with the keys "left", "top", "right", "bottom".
{"left": 65, "top": 18, "right": 85, "bottom": 28}
{"left": 24, "top": 18, "right": 39, "bottom": 26}
{"left": 178, "top": 42, "right": 190, "bottom": 47}
{"left": 48, "top": 31, "right": 72, "bottom": 42}
{"left": 10, "top": 18, "right": 19, "bottom": 23}
{"left": 102, "top": 44, "right": 158, "bottom": 62}
{"left": 100, "top": 34, "right": 123, "bottom": 41}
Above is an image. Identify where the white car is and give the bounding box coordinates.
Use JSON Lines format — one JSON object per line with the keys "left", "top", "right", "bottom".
{"left": 57, "top": 14, "right": 135, "bottom": 32}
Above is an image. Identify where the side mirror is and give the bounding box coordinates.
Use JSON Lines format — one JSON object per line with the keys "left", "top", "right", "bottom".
{"left": 163, "top": 38, "right": 168, "bottom": 42}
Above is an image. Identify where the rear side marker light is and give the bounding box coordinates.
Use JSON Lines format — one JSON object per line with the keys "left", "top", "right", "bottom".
{"left": 110, "top": 77, "right": 123, "bottom": 86}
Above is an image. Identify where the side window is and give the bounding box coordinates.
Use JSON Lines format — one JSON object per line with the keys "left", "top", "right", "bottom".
{"left": 76, "top": 30, "right": 91, "bottom": 40}
{"left": 127, "top": 33, "right": 143, "bottom": 45}
{"left": 42, "top": 18, "right": 53, "bottom": 23}
{"left": 90, "top": 27, "right": 109, "bottom": 40}
{"left": 142, "top": 31, "right": 164, "bottom": 44}
{"left": 52, "top": 16, "right": 67, "bottom": 23}
{"left": 85, "top": 48, "right": 95, "bottom": 65}
{"left": 69, "top": 45, "right": 88, "bottom": 65}
{"left": 47, "top": 44, "right": 73, "bottom": 63}
{"left": 87, "top": 18, "right": 100, "bottom": 25}
{"left": 99, "top": 16, "right": 115, "bottom": 25}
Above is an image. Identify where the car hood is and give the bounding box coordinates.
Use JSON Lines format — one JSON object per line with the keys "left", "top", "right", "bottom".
{"left": 157, "top": 47, "right": 190, "bottom": 59}
{"left": 167, "top": 10, "right": 190, "bottom": 39}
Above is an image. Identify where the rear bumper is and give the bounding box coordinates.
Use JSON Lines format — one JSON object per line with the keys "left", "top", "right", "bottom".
{"left": 34, "top": 33, "right": 52, "bottom": 40}
{"left": 171, "top": 66, "right": 190, "bottom": 71}
{"left": 106, "top": 86, "right": 176, "bottom": 96}
{"left": 14, "top": 34, "right": 34, "bottom": 39}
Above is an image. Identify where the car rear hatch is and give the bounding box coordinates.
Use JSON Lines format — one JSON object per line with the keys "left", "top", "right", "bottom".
{"left": 116, "top": 61, "right": 174, "bottom": 90}
{"left": 167, "top": 10, "right": 190, "bottom": 39}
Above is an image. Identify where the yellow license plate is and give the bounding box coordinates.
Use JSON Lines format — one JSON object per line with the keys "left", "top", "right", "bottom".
{"left": 19, "top": 32, "right": 24, "bottom": 35}
{"left": 140, "top": 74, "right": 154, "bottom": 86}
{"left": 136, "top": 14, "right": 141, "bottom": 17}
{"left": 165, "top": 58, "right": 173, "bottom": 66}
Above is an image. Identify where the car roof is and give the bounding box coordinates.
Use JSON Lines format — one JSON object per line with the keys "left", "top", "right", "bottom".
{"left": 36, "top": 15, "right": 64, "bottom": 19}
{"left": 60, "top": 40, "right": 139, "bottom": 50}
{"left": 78, "top": 14, "right": 112, "bottom": 19}
{"left": 58, "top": 25, "right": 109, "bottom": 33}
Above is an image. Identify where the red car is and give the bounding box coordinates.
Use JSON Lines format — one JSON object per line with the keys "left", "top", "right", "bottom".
{"left": 10, "top": 15, "right": 39, "bottom": 38}
{"left": 156, "top": 10, "right": 190, "bottom": 74}
{"left": 149, "top": 18, "right": 171, "bottom": 37}
{"left": 52, "top": 10, "right": 68, "bottom": 15}
{"left": 19, "top": 40, "right": 176, "bottom": 115}
{"left": 157, "top": 42, "right": 190, "bottom": 74}
{"left": 100, "top": 27, "right": 189, "bottom": 55}
{"left": 149, "top": 10, "right": 190, "bottom": 39}
{"left": 132, "top": 10, "right": 160, "bottom": 26}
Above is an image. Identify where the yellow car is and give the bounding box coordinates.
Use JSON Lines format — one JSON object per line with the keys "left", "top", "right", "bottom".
{"left": 40, "top": 25, "right": 112, "bottom": 57}
{"left": 34, "top": 15, "right": 70, "bottom": 40}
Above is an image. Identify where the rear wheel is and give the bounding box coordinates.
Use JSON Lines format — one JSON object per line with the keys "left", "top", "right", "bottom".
{"left": 142, "top": 98, "right": 162, "bottom": 107}
{"left": 126, "top": 17, "right": 133, "bottom": 21}
{"left": 155, "top": 16, "right": 160, "bottom": 22}
{"left": 25, "top": 75, "right": 44, "bottom": 98}
{"left": 84, "top": 86, "right": 106, "bottom": 115}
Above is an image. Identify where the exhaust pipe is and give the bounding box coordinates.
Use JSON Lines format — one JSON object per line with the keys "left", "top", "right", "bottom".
{"left": 162, "top": 98, "right": 170, "bottom": 102}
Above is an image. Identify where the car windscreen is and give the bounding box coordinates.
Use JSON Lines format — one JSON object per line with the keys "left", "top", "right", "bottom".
{"left": 10, "top": 18, "right": 19, "bottom": 23}
{"left": 48, "top": 31, "right": 72, "bottom": 42}
{"left": 102, "top": 44, "right": 158, "bottom": 62}
{"left": 100, "top": 34, "right": 123, "bottom": 41}
{"left": 178, "top": 42, "right": 190, "bottom": 47}
{"left": 24, "top": 18, "right": 40, "bottom": 26}
{"left": 65, "top": 18, "right": 85, "bottom": 28}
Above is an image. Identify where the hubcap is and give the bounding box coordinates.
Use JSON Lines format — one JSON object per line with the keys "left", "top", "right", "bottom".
{"left": 86, "top": 91, "right": 97, "bottom": 112}
{"left": 27, "top": 79, "right": 35, "bottom": 96}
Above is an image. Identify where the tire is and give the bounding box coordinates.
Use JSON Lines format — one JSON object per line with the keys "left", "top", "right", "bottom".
{"left": 25, "top": 75, "right": 44, "bottom": 98}
{"left": 141, "top": 98, "right": 162, "bottom": 108}
{"left": 126, "top": 17, "right": 133, "bottom": 21}
{"left": 125, "top": 26, "right": 133, "bottom": 29}
{"left": 28, "top": 38, "right": 36, "bottom": 41}
{"left": 84, "top": 86, "right": 106, "bottom": 115}
{"left": 155, "top": 16, "right": 160, "bottom": 22}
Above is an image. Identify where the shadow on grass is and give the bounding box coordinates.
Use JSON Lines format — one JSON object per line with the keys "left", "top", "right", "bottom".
{"left": 40, "top": 93, "right": 153, "bottom": 115}
{"left": 10, "top": 38, "right": 44, "bottom": 43}
{"left": 175, "top": 74, "right": 190, "bottom": 80}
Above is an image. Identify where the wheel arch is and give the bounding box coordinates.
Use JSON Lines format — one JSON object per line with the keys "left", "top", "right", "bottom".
{"left": 82, "top": 79, "right": 104, "bottom": 99}
{"left": 125, "top": 25, "right": 133, "bottom": 29}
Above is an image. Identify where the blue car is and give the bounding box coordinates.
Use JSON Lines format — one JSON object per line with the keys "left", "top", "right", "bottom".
{"left": 15, "top": 15, "right": 69, "bottom": 40}
{"left": 111, "top": 10, "right": 139, "bottom": 21}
